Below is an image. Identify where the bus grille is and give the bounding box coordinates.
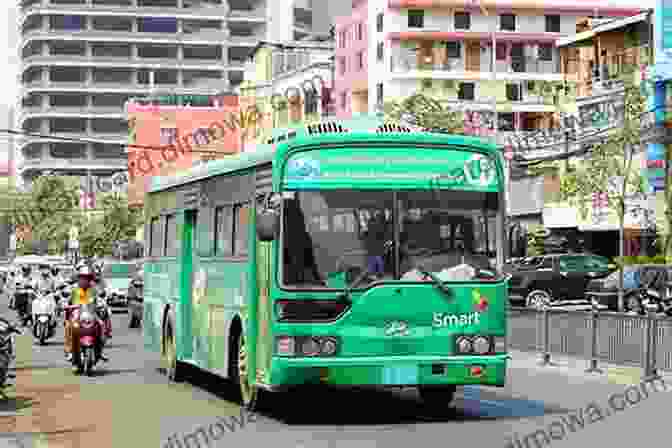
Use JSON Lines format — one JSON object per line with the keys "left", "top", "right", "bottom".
{"left": 376, "top": 124, "right": 412, "bottom": 133}
{"left": 306, "top": 122, "right": 349, "bottom": 135}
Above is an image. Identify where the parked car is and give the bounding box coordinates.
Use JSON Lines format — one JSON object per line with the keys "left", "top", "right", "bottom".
{"left": 505, "top": 253, "right": 612, "bottom": 307}
{"left": 585, "top": 264, "right": 672, "bottom": 314}
{"left": 127, "top": 268, "right": 143, "bottom": 328}
{"left": 100, "top": 260, "right": 138, "bottom": 308}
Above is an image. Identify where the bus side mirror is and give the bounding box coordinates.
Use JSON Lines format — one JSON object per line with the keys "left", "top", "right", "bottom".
{"left": 257, "top": 209, "right": 279, "bottom": 241}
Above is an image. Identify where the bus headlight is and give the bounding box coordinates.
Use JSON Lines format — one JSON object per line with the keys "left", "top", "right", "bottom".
{"left": 320, "top": 337, "right": 338, "bottom": 356}
{"left": 456, "top": 336, "right": 472, "bottom": 353}
{"left": 473, "top": 336, "right": 491, "bottom": 354}
{"left": 275, "top": 336, "right": 340, "bottom": 357}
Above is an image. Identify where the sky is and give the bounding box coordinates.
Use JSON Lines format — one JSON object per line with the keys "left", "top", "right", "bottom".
{"left": 0, "top": 0, "right": 659, "bottom": 107}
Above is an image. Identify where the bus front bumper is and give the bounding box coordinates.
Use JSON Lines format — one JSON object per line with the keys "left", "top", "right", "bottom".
{"left": 269, "top": 354, "right": 508, "bottom": 387}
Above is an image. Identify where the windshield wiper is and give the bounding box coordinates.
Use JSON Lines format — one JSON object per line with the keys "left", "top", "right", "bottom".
{"left": 416, "top": 265, "right": 453, "bottom": 299}
{"left": 337, "top": 269, "right": 376, "bottom": 303}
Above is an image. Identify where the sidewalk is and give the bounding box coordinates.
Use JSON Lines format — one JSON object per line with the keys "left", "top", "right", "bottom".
{"left": 508, "top": 348, "right": 672, "bottom": 386}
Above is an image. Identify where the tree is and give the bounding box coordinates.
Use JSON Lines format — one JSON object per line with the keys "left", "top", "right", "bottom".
{"left": 1, "top": 176, "right": 83, "bottom": 255}
{"left": 383, "top": 93, "right": 463, "bottom": 133}
{"left": 560, "top": 84, "right": 647, "bottom": 311}
{"left": 79, "top": 194, "right": 142, "bottom": 258}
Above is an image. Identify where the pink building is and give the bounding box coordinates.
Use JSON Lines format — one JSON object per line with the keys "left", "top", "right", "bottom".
{"left": 334, "top": 0, "right": 643, "bottom": 137}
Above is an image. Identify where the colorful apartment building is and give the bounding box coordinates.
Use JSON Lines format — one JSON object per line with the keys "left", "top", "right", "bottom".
{"left": 124, "top": 93, "right": 242, "bottom": 206}
{"left": 334, "top": 0, "right": 643, "bottom": 143}
{"left": 240, "top": 38, "right": 337, "bottom": 143}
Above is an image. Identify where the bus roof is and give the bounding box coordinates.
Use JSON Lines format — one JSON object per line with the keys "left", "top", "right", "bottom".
{"left": 148, "top": 121, "right": 499, "bottom": 194}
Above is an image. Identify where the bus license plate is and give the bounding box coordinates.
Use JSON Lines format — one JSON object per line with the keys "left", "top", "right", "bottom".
{"left": 382, "top": 365, "right": 418, "bottom": 385}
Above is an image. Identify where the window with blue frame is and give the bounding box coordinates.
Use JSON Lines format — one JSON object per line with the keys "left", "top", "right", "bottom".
{"left": 138, "top": 17, "right": 178, "bottom": 33}
{"left": 50, "top": 15, "right": 84, "bottom": 30}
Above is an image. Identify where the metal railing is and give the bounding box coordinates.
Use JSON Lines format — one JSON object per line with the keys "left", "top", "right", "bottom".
{"left": 509, "top": 302, "right": 671, "bottom": 377}
{"left": 390, "top": 55, "right": 561, "bottom": 74}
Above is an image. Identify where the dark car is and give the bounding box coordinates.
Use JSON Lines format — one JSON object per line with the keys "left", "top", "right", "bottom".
{"left": 585, "top": 264, "right": 672, "bottom": 313}
{"left": 505, "top": 253, "right": 612, "bottom": 307}
{"left": 127, "top": 268, "right": 143, "bottom": 328}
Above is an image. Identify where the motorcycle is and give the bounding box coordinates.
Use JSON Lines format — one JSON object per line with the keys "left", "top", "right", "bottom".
{"left": 32, "top": 290, "right": 57, "bottom": 345}
{"left": 65, "top": 301, "right": 108, "bottom": 376}
{"left": 55, "top": 285, "right": 71, "bottom": 318}
{"left": 0, "top": 317, "right": 21, "bottom": 398}
{"left": 14, "top": 282, "right": 36, "bottom": 327}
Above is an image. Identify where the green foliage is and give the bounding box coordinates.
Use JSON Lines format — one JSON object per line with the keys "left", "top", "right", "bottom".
{"left": 79, "top": 194, "right": 142, "bottom": 258}
{"left": 613, "top": 255, "right": 669, "bottom": 267}
{"left": 0, "top": 176, "right": 83, "bottom": 255}
{"left": 383, "top": 93, "right": 463, "bottom": 134}
{"left": 526, "top": 228, "right": 547, "bottom": 256}
{"left": 559, "top": 84, "right": 647, "bottom": 221}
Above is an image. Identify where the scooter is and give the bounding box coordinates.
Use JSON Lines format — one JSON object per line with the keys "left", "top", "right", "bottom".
{"left": 65, "top": 303, "right": 107, "bottom": 376}
{"left": 32, "top": 290, "right": 57, "bottom": 345}
{"left": 14, "top": 283, "right": 35, "bottom": 327}
{"left": 0, "top": 317, "right": 21, "bottom": 398}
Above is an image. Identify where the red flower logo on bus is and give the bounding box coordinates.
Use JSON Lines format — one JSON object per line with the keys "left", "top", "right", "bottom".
{"left": 472, "top": 290, "right": 489, "bottom": 312}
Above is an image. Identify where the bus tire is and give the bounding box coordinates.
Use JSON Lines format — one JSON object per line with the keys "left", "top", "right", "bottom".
{"left": 232, "top": 332, "right": 268, "bottom": 412}
{"left": 417, "top": 385, "right": 456, "bottom": 410}
{"left": 162, "top": 321, "right": 184, "bottom": 382}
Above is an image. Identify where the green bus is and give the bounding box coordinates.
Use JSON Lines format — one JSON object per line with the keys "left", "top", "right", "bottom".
{"left": 143, "top": 120, "right": 509, "bottom": 411}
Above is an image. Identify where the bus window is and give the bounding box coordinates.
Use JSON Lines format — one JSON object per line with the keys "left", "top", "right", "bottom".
{"left": 165, "top": 215, "right": 177, "bottom": 257}
{"left": 214, "top": 206, "right": 233, "bottom": 256}
{"left": 234, "top": 203, "right": 249, "bottom": 256}
{"left": 150, "top": 217, "right": 162, "bottom": 257}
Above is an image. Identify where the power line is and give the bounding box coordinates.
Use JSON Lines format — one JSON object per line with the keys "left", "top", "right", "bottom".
{"left": 4, "top": 128, "right": 222, "bottom": 154}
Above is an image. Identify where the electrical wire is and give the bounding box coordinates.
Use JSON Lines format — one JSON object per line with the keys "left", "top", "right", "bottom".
{"left": 5, "top": 129, "right": 221, "bottom": 154}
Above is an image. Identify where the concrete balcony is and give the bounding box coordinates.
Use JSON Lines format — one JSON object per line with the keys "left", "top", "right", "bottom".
{"left": 22, "top": 29, "right": 228, "bottom": 44}
{"left": 226, "top": 35, "right": 258, "bottom": 46}
{"left": 390, "top": 55, "right": 564, "bottom": 82}
{"left": 19, "top": 3, "right": 229, "bottom": 20}
{"left": 227, "top": 8, "right": 266, "bottom": 21}
{"left": 19, "top": 105, "right": 125, "bottom": 118}
{"left": 18, "top": 157, "right": 127, "bottom": 172}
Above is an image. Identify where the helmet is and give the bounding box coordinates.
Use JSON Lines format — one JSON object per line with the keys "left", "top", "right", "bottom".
{"left": 77, "top": 266, "right": 95, "bottom": 278}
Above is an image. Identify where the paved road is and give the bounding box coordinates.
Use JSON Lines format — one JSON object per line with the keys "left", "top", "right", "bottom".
{"left": 0, "top": 297, "right": 669, "bottom": 448}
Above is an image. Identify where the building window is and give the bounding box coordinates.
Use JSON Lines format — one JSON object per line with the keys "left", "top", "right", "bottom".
{"left": 506, "top": 83, "right": 522, "bottom": 101}
{"left": 377, "top": 42, "right": 384, "bottom": 62}
{"left": 458, "top": 82, "right": 474, "bottom": 100}
{"left": 500, "top": 14, "right": 516, "bottom": 31}
{"left": 150, "top": 217, "right": 162, "bottom": 257}
{"left": 376, "top": 13, "right": 384, "bottom": 32}
{"left": 446, "top": 42, "right": 461, "bottom": 59}
{"left": 454, "top": 12, "right": 470, "bottom": 30}
{"left": 356, "top": 51, "right": 364, "bottom": 70}
{"left": 164, "top": 214, "right": 177, "bottom": 257}
{"left": 339, "top": 56, "right": 346, "bottom": 75}
{"left": 408, "top": 10, "right": 424, "bottom": 28}
{"left": 545, "top": 15, "right": 560, "bottom": 32}
{"left": 538, "top": 44, "right": 553, "bottom": 61}
{"left": 376, "top": 83, "right": 383, "bottom": 105}
{"left": 338, "top": 31, "right": 346, "bottom": 48}
{"left": 340, "top": 91, "right": 347, "bottom": 109}
{"left": 356, "top": 23, "right": 363, "bottom": 40}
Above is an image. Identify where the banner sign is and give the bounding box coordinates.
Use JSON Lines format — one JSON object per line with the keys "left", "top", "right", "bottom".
{"left": 284, "top": 149, "right": 501, "bottom": 191}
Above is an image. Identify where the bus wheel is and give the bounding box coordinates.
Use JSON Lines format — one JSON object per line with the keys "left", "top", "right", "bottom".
{"left": 234, "top": 333, "right": 267, "bottom": 412}
{"left": 417, "top": 385, "right": 456, "bottom": 410}
{"left": 162, "top": 322, "right": 183, "bottom": 382}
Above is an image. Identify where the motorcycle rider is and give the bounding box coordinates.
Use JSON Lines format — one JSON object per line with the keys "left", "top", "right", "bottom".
{"left": 64, "top": 265, "right": 110, "bottom": 363}
{"left": 14, "top": 266, "right": 35, "bottom": 318}
{"left": 37, "top": 267, "right": 54, "bottom": 294}
{"left": 7, "top": 270, "right": 17, "bottom": 309}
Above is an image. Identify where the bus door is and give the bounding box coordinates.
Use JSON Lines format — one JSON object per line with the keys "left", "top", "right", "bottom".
{"left": 180, "top": 210, "right": 197, "bottom": 361}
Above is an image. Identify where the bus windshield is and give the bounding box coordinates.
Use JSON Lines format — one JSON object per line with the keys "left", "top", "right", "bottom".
{"left": 281, "top": 190, "right": 502, "bottom": 289}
